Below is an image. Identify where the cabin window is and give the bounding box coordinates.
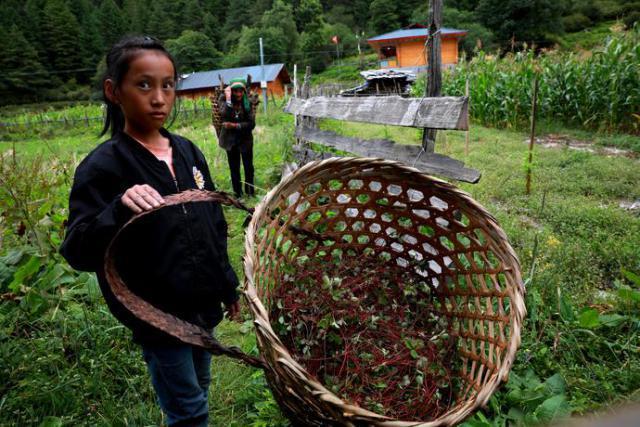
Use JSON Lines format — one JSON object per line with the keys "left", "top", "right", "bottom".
{"left": 380, "top": 45, "right": 397, "bottom": 59}
{"left": 379, "top": 45, "right": 397, "bottom": 68}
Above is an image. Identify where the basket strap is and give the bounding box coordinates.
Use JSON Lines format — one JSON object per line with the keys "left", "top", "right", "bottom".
{"left": 104, "top": 189, "right": 266, "bottom": 369}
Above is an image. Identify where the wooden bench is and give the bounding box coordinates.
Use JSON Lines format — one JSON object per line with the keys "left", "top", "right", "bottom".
{"left": 284, "top": 95, "right": 481, "bottom": 184}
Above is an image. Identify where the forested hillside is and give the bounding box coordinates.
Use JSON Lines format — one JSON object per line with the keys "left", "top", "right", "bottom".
{"left": 1, "top": 0, "right": 639, "bottom": 104}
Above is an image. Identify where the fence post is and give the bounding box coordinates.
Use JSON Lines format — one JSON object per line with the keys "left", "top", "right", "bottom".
{"left": 525, "top": 75, "right": 539, "bottom": 195}
{"left": 465, "top": 77, "right": 470, "bottom": 156}
{"left": 296, "top": 66, "right": 317, "bottom": 144}
{"left": 421, "top": 0, "right": 442, "bottom": 154}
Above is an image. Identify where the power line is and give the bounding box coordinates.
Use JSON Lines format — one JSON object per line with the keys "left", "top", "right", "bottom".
{"left": 2, "top": 67, "right": 96, "bottom": 77}
{"left": 1, "top": 47, "right": 374, "bottom": 77}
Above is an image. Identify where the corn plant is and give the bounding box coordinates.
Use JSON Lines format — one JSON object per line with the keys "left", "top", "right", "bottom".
{"left": 415, "top": 27, "right": 640, "bottom": 134}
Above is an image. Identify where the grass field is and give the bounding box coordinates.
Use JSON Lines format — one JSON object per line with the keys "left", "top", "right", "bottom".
{"left": 0, "top": 104, "right": 638, "bottom": 426}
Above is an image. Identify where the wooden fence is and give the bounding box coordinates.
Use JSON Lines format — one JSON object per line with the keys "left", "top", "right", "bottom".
{"left": 0, "top": 99, "right": 211, "bottom": 130}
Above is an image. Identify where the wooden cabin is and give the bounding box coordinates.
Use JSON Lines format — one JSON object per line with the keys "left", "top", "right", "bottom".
{"left": 176, "top": 63, "right": 291, "bottom": 99}
{"left": 367, "top": 25, "right": 467, "bottom": 71}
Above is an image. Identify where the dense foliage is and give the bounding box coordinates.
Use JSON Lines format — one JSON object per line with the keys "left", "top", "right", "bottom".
{"left": 1, "top": 0, "right": 640, "bottom": 104}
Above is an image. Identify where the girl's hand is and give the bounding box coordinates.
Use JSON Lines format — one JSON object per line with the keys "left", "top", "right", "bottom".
{"left": 121, "top": 184, "right": 165, "bottom": 213}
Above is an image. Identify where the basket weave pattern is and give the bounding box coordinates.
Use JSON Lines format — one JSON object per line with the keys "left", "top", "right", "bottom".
{"left": 244, "top": 157, "right": 526, "bottom": 426}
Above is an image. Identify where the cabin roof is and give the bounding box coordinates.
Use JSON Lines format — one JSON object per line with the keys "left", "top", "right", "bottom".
{"left": 368, "top": 27, "right": 467, "bottom": 44}
{"left": 177, "top": 63, "right": 289, "bottom": 91}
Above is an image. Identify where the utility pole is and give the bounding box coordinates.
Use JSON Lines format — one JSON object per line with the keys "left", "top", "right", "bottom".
{"left": 421, "top": 0, "right": 442, "bottom": 153}
{"left": 259, "top": 37, "right": 267, "bottom": 114}
{"left": 293, "top": 64, "right": 298, "bottom": 97}
{"left": 357, "top": 32, "right": 364, "bottom": 69}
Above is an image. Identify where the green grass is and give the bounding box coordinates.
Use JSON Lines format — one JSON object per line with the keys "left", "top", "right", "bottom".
{"left": 310, "top": 54, "right": 378, "bottom": 84}
{"left": 559, "top": 21, "right": 622, "bottom": 51}
{"left": 1, "top": 103, "right": 639, "bottom": 426}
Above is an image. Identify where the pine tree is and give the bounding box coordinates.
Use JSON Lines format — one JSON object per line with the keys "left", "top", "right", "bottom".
{"left": 0, "top": 25, "right": 50, "bottom": 102}
{"left": 98, "top": 0, "right": 127, "bottom": 48}
{"left": 369, "top": 0, "right": 399, "bottom": 34}
{"left": 352, "top": 0, "right": 371, "bottom": 33}
{"left": 165, "top": 30, "right": 222, "bottom": 72}
{"left": 122, "top": 0, "right": 146, "bottom": 33}
{"left": 396, "top": 0, "right": 424, "bottom": 27}
{"left": 325, "top": 5, "right": 356, "bottom": 29}
{"left": 253, "top": 0, "right": 274, "bottom": 17}
{"left": 146, "top": 0, "right": 177, "bottom": 41}
{"left": 299, "top": 26, "right": 330, "bottom": 72}
{"left": 203, "top": 12, "right": 222, "bottom": 48}
{"left": 476, "top": 0, "right": 564, "bottom": 47}
{"left": 202, "top": 0, "right": 226, "bottom": 27}
{"left": 224, "top": 0, "right": 301, "bottom": 68}
{"left": 81, "top": 10, "right": 105, "bottom": 72}
{"left": 224, "top": 26, "right": 261, "bottom": 67}
{"left": 295, "top": 0, "right": 323, "bottom": 32}
{"left": 181, "top": 0, "right": 205, "bottom": 31}
{"left": 261, "top": 0, "right": 298, "bottom": 60}
{"left": 23, "top": 0, "right": 48, "bottom": 64}
{"left": 0, "top": 0, "right": 23, "bottom": 30}
{"left": 223, "top": 0, "right": 253, "bottom": 33}
{"left": 42, "top": 0, "right": 85, "bottom": 80}
{"left": 69, "top": 0, "right": 104, "bottom": 73}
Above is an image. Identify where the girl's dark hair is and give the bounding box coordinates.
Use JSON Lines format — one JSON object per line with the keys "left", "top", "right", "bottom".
{"left": 100, "top": 36, "right": 179, "bottom": 137}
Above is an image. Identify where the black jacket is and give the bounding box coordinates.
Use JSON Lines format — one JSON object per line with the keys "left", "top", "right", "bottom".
{"left": 60, "top": 129, "right": 239, "bottom": 345}
{"left": 217, "top": 93, "right": 255, "bottom": 152}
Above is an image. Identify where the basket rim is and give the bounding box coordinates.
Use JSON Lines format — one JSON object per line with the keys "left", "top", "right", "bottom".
{"left": 243, "top": 156, "right": 527, "bottom": 426}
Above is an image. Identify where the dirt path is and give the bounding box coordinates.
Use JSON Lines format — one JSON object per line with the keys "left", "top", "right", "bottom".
{"left": 528, "top": 133, "right": 636, "bottom": 158}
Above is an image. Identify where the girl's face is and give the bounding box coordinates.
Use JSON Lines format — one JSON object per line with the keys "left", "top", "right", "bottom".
{"left": 108, "top": 50, "right": 176, "bottom": 135}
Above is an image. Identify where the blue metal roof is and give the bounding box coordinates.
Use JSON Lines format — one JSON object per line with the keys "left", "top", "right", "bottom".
{"left": 368, "top": 27, "right": 467, "bottom": 42}
{"left": 177, "top": 63, "right": 287, "bottom": 91}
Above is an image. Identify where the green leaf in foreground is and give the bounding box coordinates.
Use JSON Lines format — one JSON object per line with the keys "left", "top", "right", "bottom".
{"left": 8, "top": 254, "right": 43, "bottom": 292}
{"left": 534, "top": 394, "right": 571, "bottom": 424}
{"left": 38, "top": 417, "right": 63, "bottom": 427}
{"left": 578, "top": 308, "right": 600, "bottom": 329}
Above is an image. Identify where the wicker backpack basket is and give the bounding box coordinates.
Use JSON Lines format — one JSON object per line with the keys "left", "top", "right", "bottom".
{"left": 243, "top": 157, "right": 526, "bottom": 426}
{"left": 105, "top": 157, "right": 525, "bottom": 426}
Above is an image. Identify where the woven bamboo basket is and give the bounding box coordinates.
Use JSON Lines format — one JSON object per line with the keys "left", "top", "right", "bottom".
{"left": 243, "top": 157, "right": 526, "bottom": 426}
{"left": 104, "top": 157, "right": 525, "bottom": 426}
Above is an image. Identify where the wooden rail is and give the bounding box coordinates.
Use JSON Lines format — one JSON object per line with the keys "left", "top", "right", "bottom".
{"left": 285, "top": 96, "right": 469, "bottom": 130}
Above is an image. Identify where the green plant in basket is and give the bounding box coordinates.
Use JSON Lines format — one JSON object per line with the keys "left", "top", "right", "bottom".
{"left": 270, "top": 253, "right": 458, "bottom": 420}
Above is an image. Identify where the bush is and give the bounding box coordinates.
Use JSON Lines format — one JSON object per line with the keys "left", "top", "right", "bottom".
{"left": 624, "top": 12, "right": 640, "bottom": 28}
{"left": 597, "top": 0, "right": 625, "bottom": 19}
{"left": 622, "top": 1, "right": 640, "bottom": 14}
{"left": 563, "top": 13, "right": 593, "bottom": 32}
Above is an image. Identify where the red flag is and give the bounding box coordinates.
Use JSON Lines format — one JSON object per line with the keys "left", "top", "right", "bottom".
{"left": 331, "top": 35, "right": 340, "bottom": 44}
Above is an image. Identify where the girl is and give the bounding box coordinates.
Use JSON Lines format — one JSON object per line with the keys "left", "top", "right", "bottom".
{"left": 60, "top": 36, "right": 239, "bottom": 427}
{"left": 218, "top": 78, "right": 256, "bottom": 198}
